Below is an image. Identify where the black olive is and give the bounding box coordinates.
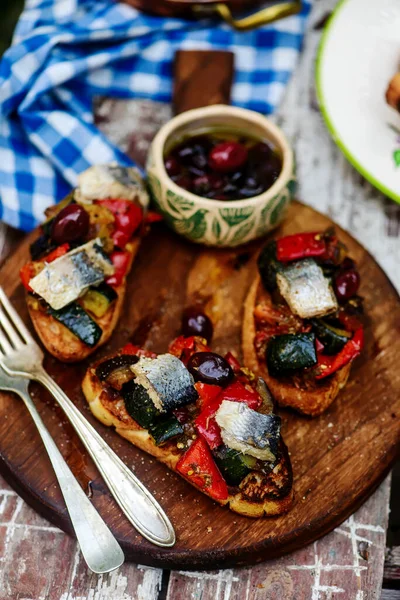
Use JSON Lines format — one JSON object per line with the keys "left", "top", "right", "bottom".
{"left": 187, "top": 352, "right": 234, "bottom": 387}
{"left": 52, "top": 204, "right": 90, "bottom": 245}
{"left": 181, "top": 307, "right": 213, "bottom": 343}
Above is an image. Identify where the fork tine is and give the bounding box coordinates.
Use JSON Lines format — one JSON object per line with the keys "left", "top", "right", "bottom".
{"left": 0, "top": 287, "right": 34, "bottom": 345}
{"left": 0, "top": 326, "right": 13, "bottom": 354}
{"left": 0, "top": 306, "right": 25, "bottom": 349}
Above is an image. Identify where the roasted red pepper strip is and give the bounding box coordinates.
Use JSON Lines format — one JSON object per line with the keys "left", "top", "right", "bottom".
{"left": 97, "top": 199, "right": 143, "bottom": 249}
{"left": 220, "top": 381, "right": 261, "bottom": 410}
{"left": 194, "top": 393, "right": 224, "bottom": 449}
{"left": 176, "top": 436, "right": 228, "bottom": 501}
{"left": 195, "top": 382, "right": 222, "bottom": 408}
{"left": 120, "top": 343, "right": 157, "bottom": 359}
{"left": 20, "top": 263, "right": 36, "bottom": 291}
{"left": 44, "top": 243, "right": 70, "bottom": 263}
{"left": 106, "top": 250, "right": 130, "bottom": 287}
{"left": 195, "top": 410, "right": 223, "bottom": 449}
{"left": 19, "top": 243, "right": 70, "bottom": 291}
{"left": 276, "top": 232, "right": 326, "bottom": 262}
{"left": 316, "top": 328, "right": 364, "bottom": 380}
{"left": 224, "top": 352, "right": 241, "bottom": 373}
{"left": 195, "top": 381, "right": 262, "bottom": 449}
{"left": 145, "top": 211, "right": 163, "bottom": 224}
{"left": 168, "top": 335, "right": 210, "bottom": 363}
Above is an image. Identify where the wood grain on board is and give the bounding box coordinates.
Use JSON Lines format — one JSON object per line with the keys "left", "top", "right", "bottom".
{"left": 0, "top": 201, "right": 398, "bottom": 570}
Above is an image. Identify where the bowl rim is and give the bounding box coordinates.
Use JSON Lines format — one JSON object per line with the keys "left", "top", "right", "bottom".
{"left": 148, "top": 104, "right": 294, "bottom": 209}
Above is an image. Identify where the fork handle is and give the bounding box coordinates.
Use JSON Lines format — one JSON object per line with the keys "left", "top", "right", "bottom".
{"left": 18, "top": 388, "right": 124, "bottom": 573}
{"left": 36, "top": 370, "right": 176, "bottom": 547}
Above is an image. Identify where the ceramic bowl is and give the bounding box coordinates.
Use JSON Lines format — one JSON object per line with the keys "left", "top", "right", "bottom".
{"left": 146, "top": 105, "right": 295, "bottom": 247}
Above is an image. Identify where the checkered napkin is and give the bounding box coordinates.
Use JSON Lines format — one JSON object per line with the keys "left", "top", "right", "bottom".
{"left": 0, "top": 0, "right": 311, "bottom": 231}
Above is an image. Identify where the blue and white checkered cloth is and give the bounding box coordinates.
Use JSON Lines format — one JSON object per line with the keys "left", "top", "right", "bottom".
{"left": 0, "top": 0, "right": 311, "bottom": 231}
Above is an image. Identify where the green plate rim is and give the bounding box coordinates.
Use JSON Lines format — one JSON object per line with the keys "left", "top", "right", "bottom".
{"left": 315, "top": 0, "right": 400, "bottom": 205}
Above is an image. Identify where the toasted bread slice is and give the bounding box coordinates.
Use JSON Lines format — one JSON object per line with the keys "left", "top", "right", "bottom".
{"left": 242, "top": 276, "right": 351, "bottom": 417}
{"left": 82, "top": 360, "right": 294, "bottom": 517}
{"left": 27, "top": 239, "right": 140, "bottom": 362}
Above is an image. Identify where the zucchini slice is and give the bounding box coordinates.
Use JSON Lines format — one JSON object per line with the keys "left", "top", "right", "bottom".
{"left": 48, "top": 303, "right": 102, "bottom": 347}
{"left": 30, "top": 234, "right": 56, "bottom": 261}
{"left": 257, "top": 241, "right": 283, "bottom": 292}
{"left": 121, "top": 380, "right": 160, "bottom": 428}
{"left": 213, "top": 446, "right": 257, "bottom": 486}
{"left": 311, "top": 319, "right": 351, "bottom": 355}
{"left": 149, "top": 416, "right": 184, "bottom": 446}
{"left": 266, "top": 333, "right": 317, "bottom": 377}
{"left": 81, "top": 283, "right": 118, "bottom": 318}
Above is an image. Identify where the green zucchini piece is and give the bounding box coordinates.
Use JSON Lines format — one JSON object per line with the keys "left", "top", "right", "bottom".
{"left": 81, "top": 283, "right": 117, "bottom": 318}
{"left": 257, "top": 241, "right": 284, "bottom": 292}
{"left": 30, "top": 234, "right": 56, "bottom": 261}
{"left": 93, "top": 282, "right": 118, "bottom": 302}
{"left": 311, "top": 319, "right": 351, "bottom": 355}
{"left": 48, "top": 303, "right": 102, "bottom": 347}
{"left": 149, "top": 416, "right": 183, "bottom": 446}
{"left": 121, "top": 380, "right": 160, "bottom": 429}
{"left": 213, "top": 446, "right": 257, "bottom": 486}
{"left": 266, "top": 333, "right": 317, "bottom": 377}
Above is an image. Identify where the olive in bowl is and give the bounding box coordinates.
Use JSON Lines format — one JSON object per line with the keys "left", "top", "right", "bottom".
{"left": 146, "top": 105, "right": 295, "bottom": 247}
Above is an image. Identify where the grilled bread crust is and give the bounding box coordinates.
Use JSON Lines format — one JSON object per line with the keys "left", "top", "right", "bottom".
{"left": 82, "top": 363, "right": 294, "bottom": 517}
{"left": 242, "top": 276, "right": 351, "bottom": 417}
{"left": 26, "top": 239, "right": 140, "bottom": 363}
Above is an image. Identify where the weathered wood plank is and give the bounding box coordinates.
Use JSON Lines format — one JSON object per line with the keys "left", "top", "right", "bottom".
{"left": 166, "top": 475, "right": 391, "bottom": 600}
{"left": 0, "top": 473, "right": 162, "bottom": 600}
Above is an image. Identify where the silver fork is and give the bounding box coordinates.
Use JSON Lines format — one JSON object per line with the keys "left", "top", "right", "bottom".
{"left": 0, "top": 287, "right": 175, "bottom": 548}
{"left": 0, "top": 365, "right": 124, "bottom": 573}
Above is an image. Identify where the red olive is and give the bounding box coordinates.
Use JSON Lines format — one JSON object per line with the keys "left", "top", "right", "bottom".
{"left": 187, "top": 352, "right": 234, "bottom": 386}
{"left": 52, "top": 204, "right": 90, "bottom": 244}
{"left": 209, "top": 142, "right": 248, "bottom": 173}
{"left": 334, "top": 269, "right": 360, "bottom": 302}
{"left": 182, "top": 307, "right": 213, "bottom": 343}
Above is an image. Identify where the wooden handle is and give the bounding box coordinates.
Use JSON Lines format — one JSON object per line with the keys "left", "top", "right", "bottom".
{"left": 173, "top": 50, "right": 234, "bottom": 115}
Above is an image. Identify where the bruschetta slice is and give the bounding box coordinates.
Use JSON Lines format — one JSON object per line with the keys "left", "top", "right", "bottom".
{"left": 20, "top": 164, "right": 155, "bottom": 362}
{"left": 82, "top": 336, "right": 294, "bottom": 517}
{"left": 242, "top": 230, "right": 364, "bottom": 417}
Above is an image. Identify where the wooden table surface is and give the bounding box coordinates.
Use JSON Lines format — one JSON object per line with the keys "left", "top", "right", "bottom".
{"left": 1, "top": 0, "right": 399, "bottom": 598}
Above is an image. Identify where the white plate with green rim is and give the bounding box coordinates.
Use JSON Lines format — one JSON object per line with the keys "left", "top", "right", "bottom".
{"left": 316, "top": 0, "right": 400, "bottom": 204}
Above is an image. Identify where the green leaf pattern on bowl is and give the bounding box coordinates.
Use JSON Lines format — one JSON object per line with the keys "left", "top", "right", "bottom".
{"left": 147, "top": 166, "right": 293, "bottom": 246}
{"left": 219, "top": 206, "right": 254, "bottom": 226}
{"left": 230, "top": 217, "right": 256, "bottom": 244}
{"left": 270, "top": 190, "right": 289, "bottom": 226}
{"left": 166, "top": 190, "right": 194, "bottom": 216}
{"left": 212, "top": 217, "right": 222, "bottom": 241}
{"left": 172, "top": 209, "right": 208, "bottom": 240}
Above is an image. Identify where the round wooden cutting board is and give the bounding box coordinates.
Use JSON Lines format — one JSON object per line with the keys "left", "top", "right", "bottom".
{"left": 0, "top": 201, "right": 399, "bottom": 569}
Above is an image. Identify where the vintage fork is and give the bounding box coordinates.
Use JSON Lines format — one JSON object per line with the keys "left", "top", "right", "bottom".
{"left": 0, "top": 363, "right": 125, "bottom": 573}
{"left": 0, "top": 287, "right": 175, "bottom": 548}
